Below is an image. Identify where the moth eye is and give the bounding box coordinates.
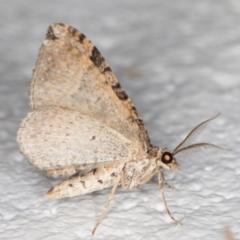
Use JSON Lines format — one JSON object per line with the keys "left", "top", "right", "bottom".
{"left": 161, "top": 152, "right": 173, "bottom": 164}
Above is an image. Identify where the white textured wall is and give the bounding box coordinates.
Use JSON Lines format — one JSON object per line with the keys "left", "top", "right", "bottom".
{"left": 0, "top": 1, "right": 239, "bottom": 239}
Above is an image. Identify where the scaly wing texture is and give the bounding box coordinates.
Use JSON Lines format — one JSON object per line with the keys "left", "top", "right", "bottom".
{"left": 18, "top": 108, "right": 141, "bottom": 175}
{"left": 30, "top": 23, "right": 150, "bottom": 148}
{"left": 18, "top": 23, "right": 151, "bottom": 176}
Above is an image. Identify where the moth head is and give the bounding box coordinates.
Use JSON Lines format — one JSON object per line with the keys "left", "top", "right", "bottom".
{"left": 156, "top": 148, "right": 180, "bottom": 170}
{"left": 156, "top": 114, "right": 228, "bottom": 171}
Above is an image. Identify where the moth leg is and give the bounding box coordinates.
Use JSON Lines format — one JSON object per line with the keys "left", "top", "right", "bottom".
{"left": 126, "top": 169, "right": 136, "bottom": 189}
{"left": 120, "top": 164, "right": 137, "bottom": 189}
{"left": 92, "top": 173, "right": 121, "bottom": 235}
{"left": 164, "top": 180, "right": 178, "bottom": 191}
{"left": 158, "top": 169, "right": 182, "bottom": 225}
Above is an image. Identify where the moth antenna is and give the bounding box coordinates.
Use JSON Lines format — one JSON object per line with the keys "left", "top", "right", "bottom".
{"left": 173, "top": 113, "right": 220, "bottom": 153}
{"left": 174, "top": 143, "right": 230, "bottom": 158}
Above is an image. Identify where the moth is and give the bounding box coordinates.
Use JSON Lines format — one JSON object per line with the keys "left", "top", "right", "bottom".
{"left": 17, "top": 23, "right": 225, "bottom": 235}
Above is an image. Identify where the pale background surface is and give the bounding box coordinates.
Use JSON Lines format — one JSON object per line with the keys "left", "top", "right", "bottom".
{"left": 0, "top": 0, "right": 239, "bottom": 239}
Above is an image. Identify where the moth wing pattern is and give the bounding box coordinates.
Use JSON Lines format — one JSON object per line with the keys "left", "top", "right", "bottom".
{"left": 18, "top": 23, "right": 151, "bottom": 176}
{"left": 18, "top": 108, "right": 141, "bottom": 176}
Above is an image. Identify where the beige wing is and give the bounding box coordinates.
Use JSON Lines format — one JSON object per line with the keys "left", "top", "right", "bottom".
{"left": 18, "top": 108, "right": 142, "bottom": 176}
{"left": 30, "top": 23, "right": 150, "bottom": 148}
{"left": 18, "top": 23, "right": 152, "bottom": 177}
